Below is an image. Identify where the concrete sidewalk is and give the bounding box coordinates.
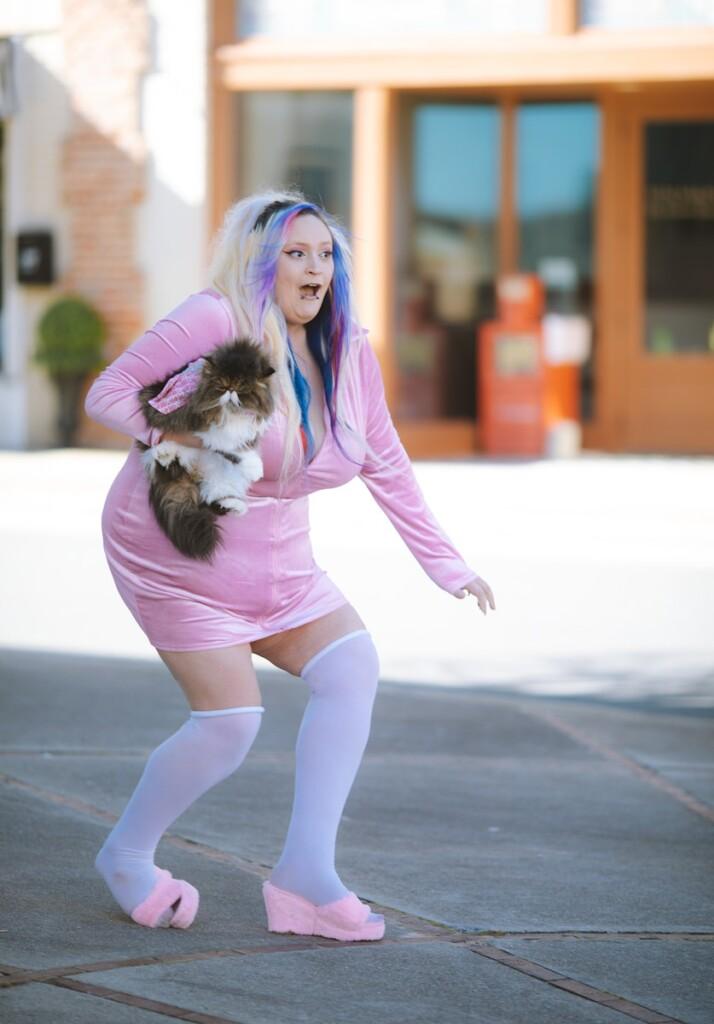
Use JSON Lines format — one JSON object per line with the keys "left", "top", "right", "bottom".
{"left": 1, "top": 449, "right": 713, "bottom": 1022}
{"left": 1, "top": 648, "right": 712, "bottom": 1023}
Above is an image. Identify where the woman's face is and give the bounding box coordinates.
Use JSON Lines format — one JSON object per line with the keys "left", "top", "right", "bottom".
{"left": 274, "top": 213, "right": 334, "bottom": 329}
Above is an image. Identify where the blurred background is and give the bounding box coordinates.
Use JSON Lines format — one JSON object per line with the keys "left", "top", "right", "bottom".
{"left": 0, "top": 2, "right": 712, "bottom": 702}
{"left": 1, "top": 14, "right": 712, "bottom": 1019}
{"left": 1, "top": 0, "right": 713, "bottom": 457}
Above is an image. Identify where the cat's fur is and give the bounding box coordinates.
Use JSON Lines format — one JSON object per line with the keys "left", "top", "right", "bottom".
{"left": 137, "top": 337, "right": 276, "bottom": 561}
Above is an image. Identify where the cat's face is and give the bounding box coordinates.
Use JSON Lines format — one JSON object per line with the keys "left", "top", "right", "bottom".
{"left": 274, "top": 214, "right": 334, "bottom": 328}
{"left": 195, "top": 339, "right": 276, "bottom": 422}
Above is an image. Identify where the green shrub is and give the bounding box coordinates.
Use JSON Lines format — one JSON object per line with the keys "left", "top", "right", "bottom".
{"left": 36, "top": 296, "right": 106, "bottom": 377}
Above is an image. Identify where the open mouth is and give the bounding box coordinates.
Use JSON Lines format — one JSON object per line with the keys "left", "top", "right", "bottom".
{"left": 299, "top": 284, "right": 321, "bottom": 301}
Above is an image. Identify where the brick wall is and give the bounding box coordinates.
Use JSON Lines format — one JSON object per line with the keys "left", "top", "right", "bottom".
{"left": 60, "top": 0, "right": 149, "bottom": 447}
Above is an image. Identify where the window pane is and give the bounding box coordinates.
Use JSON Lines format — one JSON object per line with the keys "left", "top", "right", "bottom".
{"left": 644, "top": 121, "right": 714, "bottom": 356}
{"left": 580, "top": 0, "right": 714, "bottom": 28}
{"left": 234, "top": 92, "right": 353, "bottom": 229}
{"left": 516, "top": 102, "right": 599, "bottom": 419}
{"left": 238, "top": 0, "right": 548, "bottom": 39}
{"left": 396, "top": 103, "right": 500, "bottom": 421}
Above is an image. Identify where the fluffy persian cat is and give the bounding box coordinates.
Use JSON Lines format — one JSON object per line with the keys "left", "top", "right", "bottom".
{"left": 137, "top": 337, "right": 276, "bottom": 560}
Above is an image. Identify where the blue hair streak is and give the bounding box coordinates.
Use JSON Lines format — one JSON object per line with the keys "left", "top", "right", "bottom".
{"left": 248, "top": 200, "right": 364, "bottom": 469}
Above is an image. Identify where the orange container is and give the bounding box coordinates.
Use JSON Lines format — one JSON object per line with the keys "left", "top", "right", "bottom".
{"left": 544, "top": 362, "right": 580, "bottom": 428}
{"left": 478, "top": 274, "right": 547, "bottom": 455}
{"left": 496, "top": 273, "right": 544, "bottom": 325}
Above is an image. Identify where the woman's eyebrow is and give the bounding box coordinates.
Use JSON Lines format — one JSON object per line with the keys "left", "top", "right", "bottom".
{"left": 284, "top": 241, "right": 333, "bottom": 247}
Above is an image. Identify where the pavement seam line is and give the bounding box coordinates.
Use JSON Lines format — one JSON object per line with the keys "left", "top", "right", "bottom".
{"left": 1, "top": 770, "right": 708, "bottom": 1021}
{"left": 2, "top": 930, "right": 711, "bottom": 990}
{"left": 0, "top": 771, "right": 261, "bottom": 873}
{"left": 0, "top": 938, "right": 449, "bottom": 990}
{"left": 468, "top": 942, "right": 685, "bottom": 1024}
{"left": 0, "top": 771, "right": 116, "bottom": 823}
{"left": 518, "top": 705, "right": 714, "bottom": 823}
{"left": 48, "top": 976, "right": 247, "bottom": 1024}
{"left": 5, "top": 939, "right": 687, "bottom": 1024}
{"left": 468, "top": 931, "right": 714, "bottom": 941}
{"left": 0, "top": 771, "right": 479, "bottom": 936}
{"left": 2, "top": 769, "right": 712, "bottom": 953}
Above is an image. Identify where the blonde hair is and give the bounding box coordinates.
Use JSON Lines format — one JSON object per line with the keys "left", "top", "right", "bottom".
{"left": 207, "top": 189, "right": 367, "bottom": 488}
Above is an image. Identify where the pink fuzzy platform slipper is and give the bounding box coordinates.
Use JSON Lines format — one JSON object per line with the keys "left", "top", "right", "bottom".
{"left": 130, "top": 868, "right": 199, "bottom": 929}
{"left": 262, "top": 880, "right": 385, "bottom": 941}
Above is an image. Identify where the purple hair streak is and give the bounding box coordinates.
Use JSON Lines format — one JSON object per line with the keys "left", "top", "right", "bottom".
{"left": 247, "top": 201, "right": 362, "bottom": 469}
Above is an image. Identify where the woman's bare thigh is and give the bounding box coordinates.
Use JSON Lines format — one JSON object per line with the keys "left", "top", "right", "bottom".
{"left": 251, "top": 603, "right": 367, "bottom": 677}
{"left": 157, "top": 643, "right": 262, "bottom": 711}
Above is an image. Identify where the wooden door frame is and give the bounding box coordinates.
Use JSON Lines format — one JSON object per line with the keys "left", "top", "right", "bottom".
{"left": 612, "top": 87, "right": 714, "bottom": 453}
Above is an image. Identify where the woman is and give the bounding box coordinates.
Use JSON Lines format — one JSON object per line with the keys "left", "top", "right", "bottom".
{"left": 85, "top": 189, "right": 495, "bottom": 942}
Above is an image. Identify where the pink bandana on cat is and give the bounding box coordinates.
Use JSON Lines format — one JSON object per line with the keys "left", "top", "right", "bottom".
{"left": 148, "top": 358, "right": 206, "bottom": 413}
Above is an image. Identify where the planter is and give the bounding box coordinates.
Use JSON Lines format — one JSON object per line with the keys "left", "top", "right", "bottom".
{"left": 35, "top": 295, "right": 106, "bottom": 447}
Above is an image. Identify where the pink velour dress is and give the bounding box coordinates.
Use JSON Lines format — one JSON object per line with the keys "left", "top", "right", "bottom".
{"left": 85, "top": 289, "right": 476, "bottom": 651}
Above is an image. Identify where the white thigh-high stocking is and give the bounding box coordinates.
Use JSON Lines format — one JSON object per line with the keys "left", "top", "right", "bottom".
{"left": 269, "top": 630, "right": 382, "bottom": 920}
{"left": 95, "top": 706, "right": 263, "bottom": 915}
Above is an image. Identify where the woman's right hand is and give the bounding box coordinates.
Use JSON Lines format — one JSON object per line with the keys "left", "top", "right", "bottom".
{"left": 453, "top": 575, "right": 496, "bottom": 615}
{"left": 159, "top": 430, "right": 204, "bottom": 449}
{"left": 83, "top": 291, "right": 233, "bottom": 447}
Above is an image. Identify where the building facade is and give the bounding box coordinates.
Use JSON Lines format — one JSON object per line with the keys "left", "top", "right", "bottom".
{"left": 214, "top": 0, "right": 714, "bottom": 456}
{"left": 2, "top": 0, "right": 713, "bottom": 453}
{"left": 0, "top": 0, "right": 208, "bottom": 448}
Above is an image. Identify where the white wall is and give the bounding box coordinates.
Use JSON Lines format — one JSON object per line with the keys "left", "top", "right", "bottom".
{"left": 0, "top": 0, "right": 211, "bottom": 449}
{"left": 1, "top": 24, "right": 71, "bottom": 449}
{"left": 138, "top": 0, "right": 209, "bottom": 328}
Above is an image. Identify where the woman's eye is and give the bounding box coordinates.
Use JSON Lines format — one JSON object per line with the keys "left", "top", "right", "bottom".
{"left": 284, "top": 249, "right": 332, "bottom": 258}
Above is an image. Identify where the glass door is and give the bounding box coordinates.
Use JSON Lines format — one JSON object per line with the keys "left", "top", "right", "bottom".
{"left": 622, "top": 94, "right": 714, "bottom": 453}
{"left": 395, "top": 98, "right": 599, "bottom": 439}
{"left": 644, "top": 120, "right": 714, "bottom": 356}
{"left": 515, "top": 102, "right": 599, "bottom": 421}
{"left": 395, "top": 101, "right": 500, "bottom": 424}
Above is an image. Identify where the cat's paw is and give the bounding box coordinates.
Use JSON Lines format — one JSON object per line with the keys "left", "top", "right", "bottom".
{"left": 240, "top": 450, "right": 264, "bottom": 483}
{"left": 141, "top": 441, "right": 180, "bottom": 477}
{"left": 153, "top": 441, "right": 181, "bottom": 468}
{"left": 217, "top": 497, "right": 248, "bottom": 516}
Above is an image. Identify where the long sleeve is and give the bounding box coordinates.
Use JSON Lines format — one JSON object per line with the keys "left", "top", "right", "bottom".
{"left": 84, "top": 290, "right": 234, "bottom": 446}
{"left": 357, "top": 336, "right": 477, "bottom": 595}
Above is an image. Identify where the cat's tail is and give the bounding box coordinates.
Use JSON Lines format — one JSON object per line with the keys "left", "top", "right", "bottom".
{"left": 147, "top": 462, "right": 222, "bottom": 561}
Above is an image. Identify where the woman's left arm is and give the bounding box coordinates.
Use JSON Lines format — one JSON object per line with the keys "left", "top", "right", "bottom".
{"left": 356, "top": 336, "right": 495, "bottom": 615}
